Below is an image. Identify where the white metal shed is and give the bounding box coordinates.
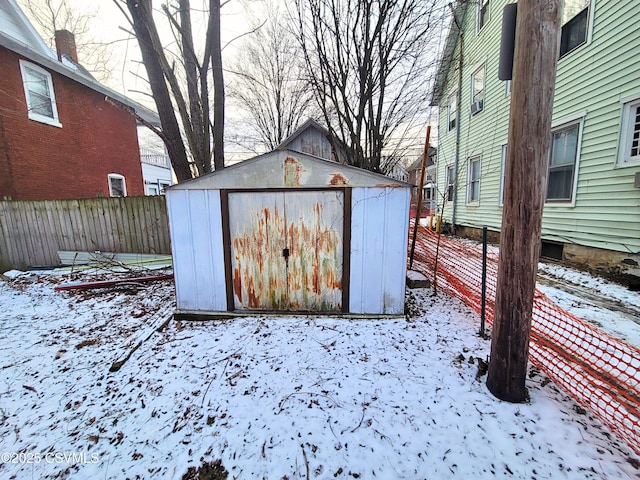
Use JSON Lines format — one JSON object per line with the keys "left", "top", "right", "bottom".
{"left": 166, "top": 149, "right": 411, "bottom": 317}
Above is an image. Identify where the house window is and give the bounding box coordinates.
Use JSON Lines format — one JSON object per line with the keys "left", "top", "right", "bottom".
{"left": 445, "top": 165, "right": 456, "bottom": 202}
{"left": 159, "top": 181, "right": 172, "bottom": 194}
{"left": 146, "top": 184, "right": 159, "bottom": 196}
{"left": 471, "top": 65, "right": 485, "bottom": 115}
{"left": 108, "top": 174, "right": 127, "bottom": 197}
{"left": 547, "top": 122, "right": 580, "bottom": 202}
{"left": 618, "top": 97, "right": 640, "bottom": 166}
{"left": 560, "top": 0, "right": 590, "bottom": 58}
{"left": 467, "top": 155, "right": 481, "bottom": 203}
{"left": 19, "top": 60, "right": 61, "bottom": 127}
{"left": 476, "top": 0, "right": 490, "bottom": 33}
{"left": 447, "top": 91, "right": 457, "bottom": 131}
{"left": 499, "top": 145, "right": 507, "bottom": 205}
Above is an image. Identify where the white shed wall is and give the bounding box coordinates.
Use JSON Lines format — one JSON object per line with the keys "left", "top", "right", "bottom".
{"left": 167, "top": 189, "right": 227, "bottom": 312}
{"left": 349, "top": 187, "right": 410, "bottom": 315}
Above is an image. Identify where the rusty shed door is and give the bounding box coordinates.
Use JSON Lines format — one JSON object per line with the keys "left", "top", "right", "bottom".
{"left": 228, "top": 190, "right": 344, "bottom": 311}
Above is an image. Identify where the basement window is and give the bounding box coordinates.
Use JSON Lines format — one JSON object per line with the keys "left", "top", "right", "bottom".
{"left": 108, "top": 174, "right": 127, "bottom": 197}
{"left": 19, "top": 60, "right": 62, "bottom": 127}
{"left": 541, "top": 241, "right": 564, "bottom": 261}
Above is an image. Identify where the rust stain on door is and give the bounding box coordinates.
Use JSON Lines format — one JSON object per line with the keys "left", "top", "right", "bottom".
{"left": 229, "top": 191, "right": 343, "bottom": 311}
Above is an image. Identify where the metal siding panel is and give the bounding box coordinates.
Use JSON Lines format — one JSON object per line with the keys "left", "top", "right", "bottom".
{"left": 167, "top": 190, "right": 198, "bottom": 311}
{"left": 187, "top": 190, "right": 216, "bottom": 311}
{"left": 363, "top": 190, "right": 387, "bottom": 313}
{"left": 348, "top": 188, "right": 367, "bottom": 313}
{"left": 350, "top": 187, "right": 386, "bottom": 313}
{"left": 381, "top": 188, "right": 410, "bottom": 314}
{"left": 207, "top": 191, "right": 227, "bottom": 311}
{"left": 349, "top": 187, "right": 410, "bottom": 314}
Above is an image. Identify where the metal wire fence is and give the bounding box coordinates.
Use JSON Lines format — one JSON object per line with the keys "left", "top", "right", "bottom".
{"left": 410, "top": 223, "right": 640, "bottom": 456}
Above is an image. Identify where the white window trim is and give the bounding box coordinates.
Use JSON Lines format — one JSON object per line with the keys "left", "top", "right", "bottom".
{"left": 499, "top": 144, "right": 507, "bottom": 206}
{"left": 445, "top": 164, "right": 456, "bottom": 202}
{"left": 158, "top": 180, "right": 172, "bottom": 194}
{"left": 617, "top": 95, "right": 640, "bottom": 167}
{"left": 466, "top": 155, "right": 481, "bottom": 205}
{"left": 19, "top": 60, "right": 62, "bottom": 128}
{"left": 559, "top": 0, "right": 594, "bottom": 60}
{"left": 475, "top": 0, "right": 490, "bottom": 35}
{"left": 470, "top": 63, "right": 486, "bottom": 116}
{"left": 447, "top": 90, "right": 457, "bottom": 132}
{"left": 108, "top": 174, "right": 127, "bottom": 197}
{"left": 546, "top": 115, "right": 585, "bottom": 207}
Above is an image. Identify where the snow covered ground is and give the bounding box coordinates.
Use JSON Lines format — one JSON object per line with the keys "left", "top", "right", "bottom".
{"left": 0, "top": 269, "right": 638, "bottom": 479}
{"left": 537, "top": 262, "right": 640, "bottom": 347}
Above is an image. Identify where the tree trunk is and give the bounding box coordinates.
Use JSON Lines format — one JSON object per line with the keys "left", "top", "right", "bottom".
{"left": 486, "top": 0, "right": 561, "bottom": 402}
{"left": 125, "top": 0, "right": 192, "bottom": 181}
{"left": 211, "top": 0, "right": 224, "bottom": 170}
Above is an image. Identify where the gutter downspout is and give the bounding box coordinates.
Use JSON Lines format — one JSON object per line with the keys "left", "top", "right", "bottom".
{"left": 452, "top": 30, "right": 463, "bottom": 235}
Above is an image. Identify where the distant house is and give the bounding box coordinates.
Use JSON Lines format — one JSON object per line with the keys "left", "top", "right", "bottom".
{"left": 0, "top": 0, "right": 160, "bottom": 201}
{"left": 140, "top": 147, "right": 174, "bottom": 195}
{"left": 431, "top": 0, "right": 640, "bottom": 283}
{"left": 406, "top": 146, "right": 437, "bottom": 211}
{"left": 277, "top": 118, "right": 348, "bottom": 163}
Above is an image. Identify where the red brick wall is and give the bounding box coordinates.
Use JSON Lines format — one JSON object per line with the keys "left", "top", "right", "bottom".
{"left": 0, "top": 47, "right": 144, "bottom": 200}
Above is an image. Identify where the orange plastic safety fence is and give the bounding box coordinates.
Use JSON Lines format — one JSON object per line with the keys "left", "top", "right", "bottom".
{"left": 409, "top": 222, "right": 640, "bottom": 455}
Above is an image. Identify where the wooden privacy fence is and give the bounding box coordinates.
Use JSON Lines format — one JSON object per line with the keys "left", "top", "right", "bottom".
{"left": 0, "top": 196, "right": 171, "bottom": 269}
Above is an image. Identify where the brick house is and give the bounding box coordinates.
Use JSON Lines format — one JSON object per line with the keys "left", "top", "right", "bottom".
{"left": 0, "top": 0, "right": 160, "bottom": 200}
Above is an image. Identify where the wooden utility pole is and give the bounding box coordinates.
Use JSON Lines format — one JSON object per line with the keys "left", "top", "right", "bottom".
{"left": 409, "top": 125, "right": 431, "bottom": 269}
{"left": 486, "top": 0, "right": 561, "bottom": 402}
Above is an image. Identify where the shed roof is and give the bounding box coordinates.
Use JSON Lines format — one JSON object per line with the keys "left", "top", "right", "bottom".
{"left": 169, "top": 149, "right": 413, "bottom": 190}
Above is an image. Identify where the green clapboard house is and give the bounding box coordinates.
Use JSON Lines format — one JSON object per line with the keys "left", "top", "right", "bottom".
{"left": 431, "top": 0, "right": 640, "bottom": 285}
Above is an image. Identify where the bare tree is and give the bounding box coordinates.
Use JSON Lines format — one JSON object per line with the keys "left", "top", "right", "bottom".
{"left": 294, "top": 0, "right": 443, "bottom": 172}
{"left": 227, "top": 3, "right": 316, "bottom": 151}
{"left": 18, "top": 0, "right": 115, "bottom": 83}
{"left": 114, "top": 0, "right": 225, "bottom": 180}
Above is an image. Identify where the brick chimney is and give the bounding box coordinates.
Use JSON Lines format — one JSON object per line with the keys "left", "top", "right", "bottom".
{"left": 54, "top": 29, "right": 78, "bottom": 63}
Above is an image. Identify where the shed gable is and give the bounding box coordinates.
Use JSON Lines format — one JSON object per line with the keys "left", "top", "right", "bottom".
{"left": 169, "top": 150, "right": 412, "bottom": 190}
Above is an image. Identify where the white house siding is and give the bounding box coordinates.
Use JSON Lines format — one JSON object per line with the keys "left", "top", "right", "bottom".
{"left": 349, "top": 187, "right": 410, "bottom": 315}
{"left": 142, "top": 163, "right": 173, "bottom": 195}
{"left": 0, "top": 1, "right": 43, "bottom": 50}
{"left": 435, "top": 0, "right": 640, "bottom": 256}
{"left": 166, "top": 189, "right": 227, "bottom": 312}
